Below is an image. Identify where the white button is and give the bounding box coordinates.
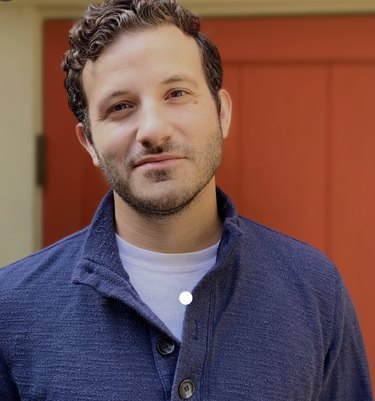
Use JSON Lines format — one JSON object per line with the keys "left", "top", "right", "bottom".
{"left": 179, "top": 291, "right": 193, "bottom": 305}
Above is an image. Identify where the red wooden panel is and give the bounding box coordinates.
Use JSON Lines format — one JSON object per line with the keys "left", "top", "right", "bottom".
{"left": 203, "top": 16, "right": 375, "bottom": 63}
{"left": 331, "top": 64, "right": 375, "bottom": 375}
{"left": 216, "top": 64, "right": 242, "bottom": 206}
{"left": 43, "top": 20, "right": 108, "bottom": 246}
{"left": 239, "top": 64, "right": 328, "bottom": 251}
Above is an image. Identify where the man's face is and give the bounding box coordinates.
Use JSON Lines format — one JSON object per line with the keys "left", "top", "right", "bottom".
{"left": 77, "top": 24, "right": 231, "bottom": 217}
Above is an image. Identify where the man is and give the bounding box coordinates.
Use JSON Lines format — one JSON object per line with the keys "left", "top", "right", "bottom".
{"left": 0, "top": 0, "right": 372, "bottom": 400}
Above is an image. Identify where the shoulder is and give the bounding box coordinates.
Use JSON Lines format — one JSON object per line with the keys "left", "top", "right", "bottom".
{"left": 235, "top": 215, "right": 342, "bottom": 316}
{"left": 237, "top": 215, "right": 337, "bottom": 277}
{"left": 235, "top": 216, "right": 351, "bottom": 345}
{"left": 0, "top": 228, "right": 88, "bottom": 293}
{"left": 0, "top": 228, "right": 90, "bottom": 365}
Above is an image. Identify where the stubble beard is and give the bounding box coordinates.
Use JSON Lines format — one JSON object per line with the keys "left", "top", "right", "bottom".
{"left": 95, "top": 127, "right": 224, "bottom": 219}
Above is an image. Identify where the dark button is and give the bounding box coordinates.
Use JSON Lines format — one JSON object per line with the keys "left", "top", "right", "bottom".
{"left": 156, "top": 338, "right": 175, "bottom": 356}
{"left": 179, "top": 379, "right": 195, "bottom": 399}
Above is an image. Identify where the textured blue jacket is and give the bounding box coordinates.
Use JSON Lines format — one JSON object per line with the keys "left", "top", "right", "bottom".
{"left": 0, "top": 190, "right": 372, "bottom": 401}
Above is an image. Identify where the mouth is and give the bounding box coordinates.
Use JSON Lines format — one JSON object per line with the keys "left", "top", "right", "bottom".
{"left": 134, "top": 155, "right": 184, "bottom": 169}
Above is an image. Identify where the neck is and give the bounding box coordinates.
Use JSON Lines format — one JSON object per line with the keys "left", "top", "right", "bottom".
{"left": 114, "top": 180, "right": 222, "bottom": 253}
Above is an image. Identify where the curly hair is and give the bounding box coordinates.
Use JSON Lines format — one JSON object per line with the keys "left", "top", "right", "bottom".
{"left": 62, "top": 0, "right": 223, "bottom": 143}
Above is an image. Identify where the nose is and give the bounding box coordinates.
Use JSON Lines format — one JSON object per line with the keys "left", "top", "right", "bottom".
{"left": 136, "top": 101, "right": 172, "bottom": 148}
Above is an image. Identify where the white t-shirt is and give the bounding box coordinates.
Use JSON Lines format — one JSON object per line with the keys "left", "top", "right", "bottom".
{"left": 116, "top": 234, "right": 219, "bottom": 340}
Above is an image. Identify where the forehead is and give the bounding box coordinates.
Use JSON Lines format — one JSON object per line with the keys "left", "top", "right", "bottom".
{"left": 82, "top": 24, "right": 206, "bottom": 98}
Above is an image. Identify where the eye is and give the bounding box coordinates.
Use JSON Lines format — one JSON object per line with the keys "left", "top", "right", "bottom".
{"left": 167, "top": 89, "right": 189, "bottom": 99}
{"left": 109, "top": 102, "right": 132, "bottom": 113}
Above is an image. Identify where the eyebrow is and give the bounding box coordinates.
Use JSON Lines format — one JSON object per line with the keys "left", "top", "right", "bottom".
{"left": 161, "top": 74, "right": 199, "bottom": 88}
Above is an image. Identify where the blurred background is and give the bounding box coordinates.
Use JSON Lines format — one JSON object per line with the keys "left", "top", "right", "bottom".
{"left": 1, "top": 0, "right": 375, "bottom": 392}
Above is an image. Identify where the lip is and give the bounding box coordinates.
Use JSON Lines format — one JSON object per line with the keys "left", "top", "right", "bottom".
{"left": 134, "top": 155, "right": 184, "bottom": 168}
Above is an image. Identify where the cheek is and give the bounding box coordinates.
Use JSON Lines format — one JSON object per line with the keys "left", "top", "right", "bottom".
{"left": 177, "top": 106, "right": 218, "bottom": 137}
{"left": 93, "top": 124, "right": 133, "bottom": 156}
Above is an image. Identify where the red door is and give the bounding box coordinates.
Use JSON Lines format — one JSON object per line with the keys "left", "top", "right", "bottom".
{"left": 44, "top": 16, "right": 375, "bottom": 388}
{"left": 43, "top": 20, "right": 109, "bottom": 239}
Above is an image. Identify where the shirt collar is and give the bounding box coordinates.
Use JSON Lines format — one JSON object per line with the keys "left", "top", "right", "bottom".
{"left": 72, "top": 188, "right": 243, "bottom": 289}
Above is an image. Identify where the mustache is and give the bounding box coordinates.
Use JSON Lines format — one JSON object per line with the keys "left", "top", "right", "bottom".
{"left": 129, "top": 140, "right": 188, "bottom": 168}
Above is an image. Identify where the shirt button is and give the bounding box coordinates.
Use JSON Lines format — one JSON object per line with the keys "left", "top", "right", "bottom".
{"left": 156, "top": 338, "right": 175, "bottom": 356}
{"left": 179, "top": 379, "right": 195, "bottom": 399}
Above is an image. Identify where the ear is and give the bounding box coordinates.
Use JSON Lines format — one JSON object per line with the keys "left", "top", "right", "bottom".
{"left": 218, "top": 89, "right": 232, "bottom": 139}
{"left": 76, "top": 123, "right": 100, "bottom": 167}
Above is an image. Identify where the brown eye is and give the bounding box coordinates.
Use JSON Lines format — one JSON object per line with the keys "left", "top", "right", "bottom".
{"left": 168, "top": 89, "right": 188, "bottom": 98}
{"left": 111, "top": 102, "right": 131, "bottom": 112}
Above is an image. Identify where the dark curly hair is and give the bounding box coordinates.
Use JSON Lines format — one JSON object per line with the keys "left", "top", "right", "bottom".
{"left": 62, "top": 0, "right": 223, "bottom": 143}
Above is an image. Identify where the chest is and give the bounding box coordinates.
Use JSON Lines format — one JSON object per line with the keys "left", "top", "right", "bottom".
{"left": 9, "top": 283, "right": 324, "bottom": 401}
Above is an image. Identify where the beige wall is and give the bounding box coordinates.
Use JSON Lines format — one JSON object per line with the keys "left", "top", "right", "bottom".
{"left": 0, "top": 6, "right": 42, "bottom": 266}
{"left": 1, "top": 0, "right": 375, "bottom": 266}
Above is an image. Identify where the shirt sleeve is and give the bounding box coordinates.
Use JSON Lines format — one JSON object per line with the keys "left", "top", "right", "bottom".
{"left": 319, "top": 277, "right": 373, "bottom": 401}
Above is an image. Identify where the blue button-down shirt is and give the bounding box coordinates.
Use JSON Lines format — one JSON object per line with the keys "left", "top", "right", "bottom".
{"left": 0, "top": 189, "right": 372, "bottom": 400}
